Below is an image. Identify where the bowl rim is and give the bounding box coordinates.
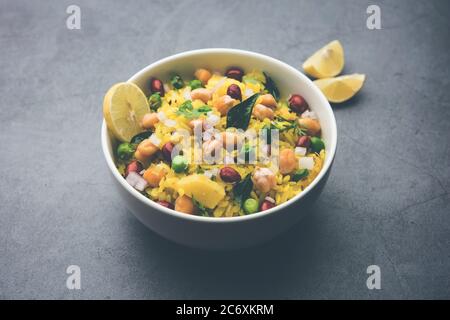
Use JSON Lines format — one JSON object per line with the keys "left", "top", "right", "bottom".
{"left": 101, "top": 48, "right": 337, "bottom": 224}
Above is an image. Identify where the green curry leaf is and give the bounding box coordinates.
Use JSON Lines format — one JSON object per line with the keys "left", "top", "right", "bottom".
{"left": 233, "top": 174, "right": 253, "bottom": 207}
{"left": 263, "top": 72, "right": 280, "bottom": 101}
{"left": 226, "top": 93, "right": 260, "bottom": 130}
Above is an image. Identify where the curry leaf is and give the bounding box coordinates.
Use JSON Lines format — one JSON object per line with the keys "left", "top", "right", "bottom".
{"left": 263, "top": 72, "right": 280, "bottom": 101}
{"left": 226, "top": 93, "right": 260, "bottom": 130}
{"left": 192, "top": 198, "right": 210, "bottom": 217}
{"left": 233, "top": 174, "right": 253, "bottom": 207}
{"left": 130, "top": 130, "right": 153, "bottom": 144}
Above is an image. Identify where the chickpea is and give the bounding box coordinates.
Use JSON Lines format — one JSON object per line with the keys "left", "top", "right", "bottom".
{"left": 252, "top": 167, "right": 277, "bottom": 193}
{"left": 141, "top": 112, "right": 159, "bottom": 129}
{"left": 136, "top": 139, "right": 159, "bottom": 159}
{"left": 203, "top": 139, "right": 222, "bottom": 157}
{"left": 190, "top": 88, "right": 212, "bottom": 103}
{"left": 298, "top": 118, "right": 321, "bottom": 136}
{"left": 194, "top": 68, "right": 212, "bottom": 84}
{"left": 134, "top": 150, "right": 146, "bottom": 163}
{"left": 259, "top": 94, "right": 277, "bottom": 109}
{"left": 253, "top": 104, "right": 275, "bottom": 120}
{"left": 175, "top": 195, "right": 196, "bottom": 214}
{"left": 213, "top": 95, "right": 235, "bottom": 116}
{"left": 220, "top": 131, "right": 242, "bottom": 149}
{"left": 143, "top": 165, "right": 166, "bottom": 187}
{"left": 279, "top": 148, "right": 298, "bottom": 174}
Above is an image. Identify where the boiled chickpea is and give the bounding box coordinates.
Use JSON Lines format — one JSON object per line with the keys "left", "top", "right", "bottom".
{"left": 279, "top": 148, "right": 298, "bottom": 174}
{"left": 252, "top": 167, "right": 277, "bottom": 193}
{"left": 190, "top": 88, "right": 212, "bottom": 103}
{"left": 194, "top": 68, "right": 212, "bottom": 84}
{"left": 298, "top": 118, "right": 321, "bottom": 136}
{"left": 259, "top": 94, "right": 277, "bottom": 109}
{"left": 136, "top": 139, "right": 159, "bottom": 158}
{"left": 220, "top": 131, "right": 242, "bottom": 149}
{"left": 141, "top": 113, "right": 159, "bottom": 129}
{"left": 213, "top": 95, "right": 235, "bottom": 116}
{"left": 175, "top": 195, "right": 196, "bottom": 214}
{"left": 252, "top": 104, "right": 274, "bottom": 120}
{"left": 143, "top": 165, "right": 166, "bottom": 187}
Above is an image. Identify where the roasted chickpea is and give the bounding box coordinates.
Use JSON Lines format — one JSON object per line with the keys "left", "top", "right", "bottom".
{"left": 190, "top": 88, "right": 212, "bottom": 103}
{"left": 143, "top": 165, "right": 166, "bottom": 187}
{"left": 213, "top": 95, "right": 235, "bottom": 116}
{"left": 298, "top": 118, "right": 321, "bottom": 136}
{"left": 252, "top": 167, "right": 277, "bottom": 193}
{"left": 259, "top": 94, "right": 277, "bottom": 109}
{"left": 175, "top": 195, "right": 196, "bottom": 214}
{"left": 194, "top": 68, "right": 212, "bottom": 84}
{"left": 253, "top": 104, "right": 275, "bottom": 120}
{"left": 279, "top": 148, "right": 298, "bottom": 174}
{"left": 141, "top": 112, "right": 159, "bottom": 129}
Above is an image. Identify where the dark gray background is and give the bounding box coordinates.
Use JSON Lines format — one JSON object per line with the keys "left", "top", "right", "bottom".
{"left": 1, "top": 0, "right": 449, "bottom": 299}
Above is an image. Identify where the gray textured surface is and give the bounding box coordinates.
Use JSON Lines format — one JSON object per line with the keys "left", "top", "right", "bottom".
{"left": 1, "top": 0, "right": 449, "bottom": 299}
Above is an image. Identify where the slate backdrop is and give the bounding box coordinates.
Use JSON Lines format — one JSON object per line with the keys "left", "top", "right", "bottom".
{"left": 0, "top": 0, "right": 449, "bottom": 299}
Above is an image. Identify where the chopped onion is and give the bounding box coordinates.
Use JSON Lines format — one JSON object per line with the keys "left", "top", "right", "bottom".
{"left": 301, "top": 110, "right": 317, "bottom": 119}
{"left": 164, "top": 119, "right": 177, "bottom": 127}
{"left": 149, "top": 133, "right": 161, "bottom": 147}
{"left": 211, "top": 77, "right": 226, "bottom": 93}
{"left": 163, "top": 84, "right": 170, "bottom": 93}
{"left": 203, "top": 122, "right": 213, "bottom": 130}
{"left": 203, "top": 129, "right": 214, "bottom": 141}
{"left": 299, "top": 157, "right": 314, "bottom": 170}
{"left": 157, "top": 111, "right": 167, "bottom": 121}
{"left": 203, "top": 170, "right": 213, "bottom": 178}
{"left": 265, "top": 196, "right": 276, "bottom": 203}
{"left": 205, "top": 114, "right": 220, "bottom": 126}
{"left": 224, "top": 155, "right": 235, "bottom": 164}
{"left": 295, "top": 147, "right": 307, "bottom": 156}
{"left": 126, "top": 172, "right": 148, "bottom": 191}
{"left": 254, "top": 167, "right": 274, "bottom": 177}
{"left": 183, "top": 88, "right": 191, "bottom": 100}
{"left": 245, "top": 88, "right": 254, "bottom": 98}
{"left": 204, "top": 168, "right": 219, "bottom": 178}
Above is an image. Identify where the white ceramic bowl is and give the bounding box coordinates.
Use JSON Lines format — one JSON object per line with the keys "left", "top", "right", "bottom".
{"left": 101, "top": 48, "right": 337, "bottom": 250}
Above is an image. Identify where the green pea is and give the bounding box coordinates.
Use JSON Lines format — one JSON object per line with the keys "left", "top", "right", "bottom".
{"left": 291, "top": 169, "right": 309, "bottom": 182}
{"left": 310, "top": 137, "right": 325, "bottom": 153}
{"left": 148, "top": 92, "right": 162, "bottom": 111}
{"left": 171, "top": 155, "right": 188, "bottom": 173}
{"left": 189, "top": 79, "right": 203, "bottom": 90}
{"left": 170, "top": 74, "right": 184, "bottom": 89}
{"left": 117, "top": 142, "right": 136, "bottom": 161}
{"left": 243, "top": 198, "right": 259, "bottom": 214}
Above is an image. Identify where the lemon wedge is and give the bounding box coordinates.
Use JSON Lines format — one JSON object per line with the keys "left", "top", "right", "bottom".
{"left": 103, "top": 82, "right": 150, "bottom": 141}
{"left": 303, "top": 40, "right": 344, "bottom": 78}
{"left": 314, "top": 74, "right": 366, "bottom": 103}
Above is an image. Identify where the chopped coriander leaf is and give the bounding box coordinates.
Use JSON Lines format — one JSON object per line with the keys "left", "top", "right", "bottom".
{"left": 176, "top": 100, "right": 212, "bottom": 119}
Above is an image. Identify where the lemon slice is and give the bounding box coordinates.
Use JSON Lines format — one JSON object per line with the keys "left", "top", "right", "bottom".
{"left": 103, "top": 82, "right": 150, "bottom": 141}
{"left": 303, "top": 40, "right": 344, "bottom": 78}
{"left": 314, "top": 74, "right": 366, "bottom": 103}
